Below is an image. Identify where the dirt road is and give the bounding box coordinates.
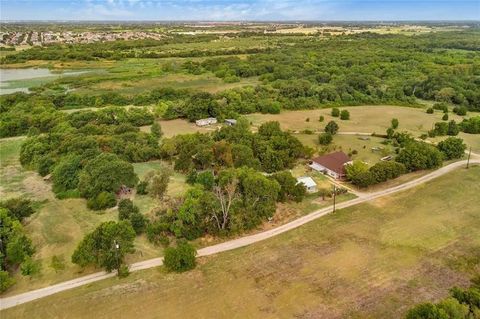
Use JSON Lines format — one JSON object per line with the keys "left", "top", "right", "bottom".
{"left": 1, "top": 159, "right": 478, "bottom": 310}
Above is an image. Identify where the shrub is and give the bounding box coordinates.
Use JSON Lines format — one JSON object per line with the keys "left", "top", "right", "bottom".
{"left": 391, "top": 118, "right": 399, "bottom": 129}
{"left": 426, "top": 107, "right": 434, "bottom": 114}
{"left": 345, "top": 160, "right": 369, "bottom": 181}
{"left": 50, "top": 255, "right": 66, "bottom": 272}
{"left": 163, "top": 241, "right": 197, "bottom": 272}
{"left": 0, "top": 198, "right": 34, "bottom": 221}
{"left": 369, "top": 161, "right": 406, "bottom": 183}
{"left": 433, "top": 102, "right": 448, "bottom": 112}
{"left": 437, "top": 137, "right": 466, "bottom": 160}
{"left": 324, "top": 121, "right": 339, "bottom": 135}
{"left": 318, "top": 132, "right": 333, "bottom": 145}
{"left": 118, "top": 264, "right": 130, "bottom": 278}
{"left": 20, "top": 257, "right": 41, "bottom": 277}
{"left": 319, "top": 115, "right": 324, "bottom": 122}
{"left": 87, "top": 192, "right": 117, "bottom": 211}
{"left": 442, "top": 113, "right": 449, "bottom": 121}
{"left": 331, "top": 108, "right": 340, "bottom": 117}
{"left": 146, "top": 221, "right": 170, "bottom": 247}
{"left": 196, "top": 171, "right": 215, "bottom": 190}
{"left": 447, "top": 120, "right": 459, "bottom": 136}
{"left": 340, "top": 110, "right": 350, "bottom": 120}
{"left": 453, "top": 106, "right": 467, "bottom": 116}
{"left": 459, "top": 116, "right": 480, "bottom": 134}
{"left": 136, "top": 181, "right": 148, "bottom": 195}
{"left": 118, "top": 199, "right": 139, "bottom": 220}
{"left": 0, "top": 270, "right": 15, "bottom": 292}
{"left": 351, "top": 171, "right": 376, "bottom": 188}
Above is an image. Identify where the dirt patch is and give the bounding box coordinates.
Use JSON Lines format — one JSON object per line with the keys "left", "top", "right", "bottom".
{"left": 23, "top": 174, "right": 54, "bottom": 200}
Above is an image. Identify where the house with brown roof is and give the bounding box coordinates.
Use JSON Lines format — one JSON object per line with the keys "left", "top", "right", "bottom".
{"left": 309, "top": 151, "right": 352, "bottom": 179}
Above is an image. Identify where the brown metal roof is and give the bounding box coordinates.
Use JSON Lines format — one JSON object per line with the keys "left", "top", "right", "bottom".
{"left": 311, "top": 151, "right": 351, "bottom": 175}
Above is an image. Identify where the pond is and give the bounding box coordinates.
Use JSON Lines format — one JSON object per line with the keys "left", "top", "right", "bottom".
{"left": 0, "top": 68, "right": 84, "bottom": 95}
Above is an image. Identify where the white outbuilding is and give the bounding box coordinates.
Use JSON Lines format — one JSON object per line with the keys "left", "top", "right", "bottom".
{"left": 296, "top": 176, "right": 317, "bottom": 193}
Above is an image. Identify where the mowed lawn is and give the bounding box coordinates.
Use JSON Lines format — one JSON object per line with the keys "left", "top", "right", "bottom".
{"left": 4, "top": 165, "right": 479, "bottom": 319}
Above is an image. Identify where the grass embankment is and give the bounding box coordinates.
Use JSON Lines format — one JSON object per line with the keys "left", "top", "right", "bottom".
{"left": 3, "top": 165, "right": 479, "bottom": 318}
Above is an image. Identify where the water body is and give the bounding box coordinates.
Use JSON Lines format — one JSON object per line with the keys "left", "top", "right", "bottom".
{"left": 0, "top": 68, "right": 84, "bottom": 95}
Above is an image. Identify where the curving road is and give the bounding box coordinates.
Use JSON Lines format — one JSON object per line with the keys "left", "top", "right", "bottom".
{"left": 1, "top": 159, "right": 479, "bottom": 310}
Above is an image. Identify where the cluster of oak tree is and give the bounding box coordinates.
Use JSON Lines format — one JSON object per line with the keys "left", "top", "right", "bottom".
{"left": 0, "top": 199, "right": 37, "bottom": 292}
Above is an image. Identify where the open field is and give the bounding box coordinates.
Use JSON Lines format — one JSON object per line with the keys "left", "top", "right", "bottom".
{"left": 246, "top": 105, "right": 468, "bottom": 135}
{"left": 3, "top": 165, "right": 479, "bottom": 318}
{"left": 80, "top": 72, "right": 260, "bottom": 95}
{"left": 0, "top": 138, "right": 162, "bottom": 296}
{"left": 246, "top": 106, "right": 480, "bottom": 152}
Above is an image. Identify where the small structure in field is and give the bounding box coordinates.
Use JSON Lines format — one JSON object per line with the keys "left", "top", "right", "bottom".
{"left": 296, "top": 176, "right": 317, "bottom": 193}
{"left": 309, "top": 151, "right": 352, "bottom": 179}
{"left": 195, "top": 117, "right": 217, "bottom": 127}
{"left": 117, "top": 185, "right": 132, "bottom": 197}
{"left": 224, "top": 119, "right": 237, "bottom": 126}
{"left": 381, "top": 155, "right": 393, "bottom": 161}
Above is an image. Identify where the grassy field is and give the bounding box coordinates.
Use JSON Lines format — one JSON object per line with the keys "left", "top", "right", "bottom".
{"left": 3, "top": 165, "right": 479, "bottom": 318}
{"left": 0, "top": 138, "right": 162, "bottom": 296}
{"left": 246, "top": 106, "right": 480, "bottom": 152}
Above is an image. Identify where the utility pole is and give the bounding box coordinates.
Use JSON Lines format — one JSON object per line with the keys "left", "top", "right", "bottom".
{"left": 466, "top": 147, "right": 472, "bottom": 169}
{"left": 114, "top": 240, "right": 120, "bottom": 273}
{"left": 333, "top": 184, "right": 336, "bottom": 213}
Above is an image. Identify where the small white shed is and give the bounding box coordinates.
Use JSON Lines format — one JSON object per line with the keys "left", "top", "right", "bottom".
{"left": 195, "top": 118, "right": 217, "bottom": 127}
{"left": 296, "top": 176, "right": 317, "bottom": 193}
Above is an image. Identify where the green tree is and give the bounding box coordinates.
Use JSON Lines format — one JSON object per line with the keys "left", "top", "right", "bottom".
{"left": 340, "top": 110, "right": 350, "bottom": 120}
{"left": 118, "top": 199, "right": 139, "bottom": 220}
{"left": 437, "top": 137, "right": 466, "bottom": 160}
{"left": 386, "top": 127, "right": 395, "bottom": 139}
{"left": 78, "top": 153, "right": 138, "bottom": 199}
{"left": 442, "top": 113, "right": 449, "bottom": 121}
{"left": 52, "top": 155, "right": 83, "bottom": 195}
{"left": 447, "top": 120, "right": 459, "bottom": 136}
{"left": 196, "top": 171, "right": 215, "bottom": 190}
{"left": 87, "top": 191, "right": 117, "bottom": 211}
{"left": 345, "top": 160, "right": 369, "bottom": 181}
{"left": 0, "top": 270, "right": 15, "bottom": 292}
{"left": 325, "top": 121, "right": 339, "bottom": 135}
{"left": 271, "top": 171, "right": 306, "bottom": 203}
{"left": 391, "top": 118, "right": 399, "bottom": 129}
{"left": 72, "top": 221, "right": 135, "bottom": 274}
{"left": 145, "top": 168, "right": 171, "bottom": 200}
{"left": 369, "top": 161, "right": 406, "bottom": 183}
{"left": 426, "top": 107, "right": 434, "bottom": 114}
{"left": 163, "top": 240, "right": 197, "bottom": 272}
{"left": 318, "top": 132, "right": 333, "bottom": 145}
{"left": 150, "top": 121, "right": 163, "bottom": 138}
{"left": 0, "top": 198, "right": 34, "bottom": 221}
{"left": 331, "top": 108, "right": 340, "bottom": 117}
{"left": 396, "top": 142, "right": 444, "bottom": 171}
{"left": 405, "top": 303, "right": 448, "bottom": 319}
{"left": 20, "top": 257, "right": 41, "bottom": 277}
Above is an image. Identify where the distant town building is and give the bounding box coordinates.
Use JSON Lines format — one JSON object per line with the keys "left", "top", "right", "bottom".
{"left": 296, "top": 176, "right": 317, "bottom": 193}
{"left": 309, "top": 151, "right": 352, "bottom": 179}
{"left": 224, "top": 119, "right": 237, "bottom": 126}
{"left": 195, "top": 117, "right": 217, "bottom": 127}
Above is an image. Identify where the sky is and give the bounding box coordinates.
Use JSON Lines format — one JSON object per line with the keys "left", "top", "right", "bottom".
{"left": 1, "top": 0, "right": 479, "bottom": 21}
